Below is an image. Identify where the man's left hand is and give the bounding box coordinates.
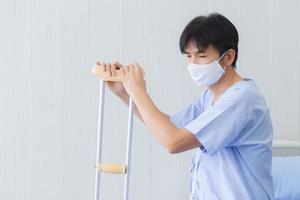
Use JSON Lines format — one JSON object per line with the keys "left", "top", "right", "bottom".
{"left": 120, "top": 62, "right": 147, "bottom": 99}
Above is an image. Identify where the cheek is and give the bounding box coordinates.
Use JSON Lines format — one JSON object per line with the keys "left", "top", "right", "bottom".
{"left": 186, "top": 56, "right": 192, "bottom": 63}
{"left": 184, "top": 56, "right": 192, "bottom": 64}
{"left": 199, "top": 57, "right": 212, "bottom": 64}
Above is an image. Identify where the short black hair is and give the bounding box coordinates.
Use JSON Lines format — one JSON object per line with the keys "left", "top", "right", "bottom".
{"left": 179, "top": 13, "right": 239, "bottom": 67}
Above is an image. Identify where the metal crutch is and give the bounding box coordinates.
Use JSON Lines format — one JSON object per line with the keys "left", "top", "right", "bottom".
{"left": 91, "top": 65, "right": 135, "bottom": 200}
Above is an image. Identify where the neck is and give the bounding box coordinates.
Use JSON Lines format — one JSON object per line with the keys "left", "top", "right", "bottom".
{"left": 209, "top": 66, "right": 242, "bottom": 100}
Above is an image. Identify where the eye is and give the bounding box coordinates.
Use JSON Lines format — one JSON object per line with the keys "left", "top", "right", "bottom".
{"left": 198, "top": 55, "right": 206, "bottom": 58}
{"left": 186, "top": 55, "right": 192, "bottom": 58}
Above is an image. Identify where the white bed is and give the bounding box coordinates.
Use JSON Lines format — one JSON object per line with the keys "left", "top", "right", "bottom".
{"left": 272, "top": 140, "right": 300, "bottom": 200}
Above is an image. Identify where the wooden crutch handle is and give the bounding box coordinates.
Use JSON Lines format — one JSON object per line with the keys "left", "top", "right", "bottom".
{"left": 91, "top": 65, "right": 123, "bottom": 82}
{"left": 98, "top": 163, "right": 127, "bottom": 174}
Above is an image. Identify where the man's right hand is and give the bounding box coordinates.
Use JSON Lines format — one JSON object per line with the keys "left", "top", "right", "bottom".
{"left": 95, "top": 61, "right": 128, "bottom": 97}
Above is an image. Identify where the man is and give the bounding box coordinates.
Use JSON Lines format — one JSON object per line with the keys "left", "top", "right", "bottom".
{"left": 94, "top": 13, "right": 274, "bottom": 200}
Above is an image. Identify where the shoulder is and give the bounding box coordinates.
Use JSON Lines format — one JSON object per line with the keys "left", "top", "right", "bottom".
{"left": 214, "top": 79, "right": 268, "bottom": 111}
{"left": 239, "top": 79, "right": 268, "bottom": 108}
{"left": 225, "top": 79, "right": 269, "bottom": 115}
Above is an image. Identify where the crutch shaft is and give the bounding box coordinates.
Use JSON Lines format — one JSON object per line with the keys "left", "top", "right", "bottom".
{"left": 94, "top": 80, "right": 105, "bottom": 200}
{"left": 124, "top": 98, "right": 135, "bottom": 200}
{"left": 92, "top": 67, "right": 136, "bottom": 200}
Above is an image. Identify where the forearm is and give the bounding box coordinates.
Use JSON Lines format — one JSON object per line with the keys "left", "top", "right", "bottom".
{"left": 132, "top": 91, "right": 178, "bottom": 150}
{"left": 118, "top": 91, "right": 199, "bottom": 154}
{"left": 117, "top": 92, "right": 145, "bottom": 124}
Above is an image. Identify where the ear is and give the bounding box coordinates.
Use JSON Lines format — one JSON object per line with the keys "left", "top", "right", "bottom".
{"left": 223, "top": 48, "right": 236, "bottom": 67}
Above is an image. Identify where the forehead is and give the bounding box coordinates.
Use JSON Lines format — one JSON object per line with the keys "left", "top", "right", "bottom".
{"left": 184, "top": 40, "right": 216, "bottom": 54}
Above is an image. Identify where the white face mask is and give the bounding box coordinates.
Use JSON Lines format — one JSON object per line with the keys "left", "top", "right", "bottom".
{"left": 187, "top": 51, "right": 227, "bottom": 87}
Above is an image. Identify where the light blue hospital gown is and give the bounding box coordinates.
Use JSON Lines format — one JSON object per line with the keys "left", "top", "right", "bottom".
{"left": 169, "top": 79, "right": 274, "bottom": 200}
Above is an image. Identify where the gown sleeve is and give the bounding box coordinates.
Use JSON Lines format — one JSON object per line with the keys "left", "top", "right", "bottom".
{"left": 184, "top": 86, "right": 252, "bottom": 156}
{"left": 169, "top": 90, "right": 208, "bottom": 128}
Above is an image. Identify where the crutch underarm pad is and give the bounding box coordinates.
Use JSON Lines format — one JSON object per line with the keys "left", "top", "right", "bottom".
{"left": 91, "top": 65, "right": 123, "bottom": 82}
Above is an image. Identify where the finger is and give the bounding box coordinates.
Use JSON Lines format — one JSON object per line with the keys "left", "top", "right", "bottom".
{"left": 132, "top": 63, "right": 140, "bottom": 72}
{"left": 119, "top": 65, "right": 125, "bottom": 78}
{"left": 106, "top": 63, "right": 112, "bottom": 76}
{"left": 131, "top": 63, "right": 140, "bottom": 77}
{"left": 134, "top": 62, "right": 142, "bottom": 70}
{"left": 134, "top": 62, "right": 145, "bottom": 77}
{"left": 128, "top": 64, "right": 135, "bottom": 74}
{"left": 102, "top": 63, "right": 107, "bottom": 72}
{"left": 111, "top": 63, "right": 117, "bottom": 76}
{"left": 134, "top": 62, "right": 143, "bottom": 72}
{"left": 97, "top": 61, "right": 106, "bottom": 72}
{"left": 130, "top": 63, "right": 137, "bottom": 71}
{"left": 124, "top": 65, "right": 130, "bottom": 75}
{"left": 112, "top": 61, "right": 123, "bottom": 69}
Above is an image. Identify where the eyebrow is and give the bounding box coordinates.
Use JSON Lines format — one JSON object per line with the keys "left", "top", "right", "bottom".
{"left": 184, "top": 49, "right": 206, "bottom": 54}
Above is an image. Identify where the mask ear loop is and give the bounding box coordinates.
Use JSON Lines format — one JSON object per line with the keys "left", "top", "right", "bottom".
{"left": 217, "top": 50, "right": 227, "bottom": 62}
{"left": 217, "top": 50, "right": 228, "bottom": 72}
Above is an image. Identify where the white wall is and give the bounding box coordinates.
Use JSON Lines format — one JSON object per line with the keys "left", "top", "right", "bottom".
{"left": 0, "top": 0, "right": 299, "bottom": 199}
